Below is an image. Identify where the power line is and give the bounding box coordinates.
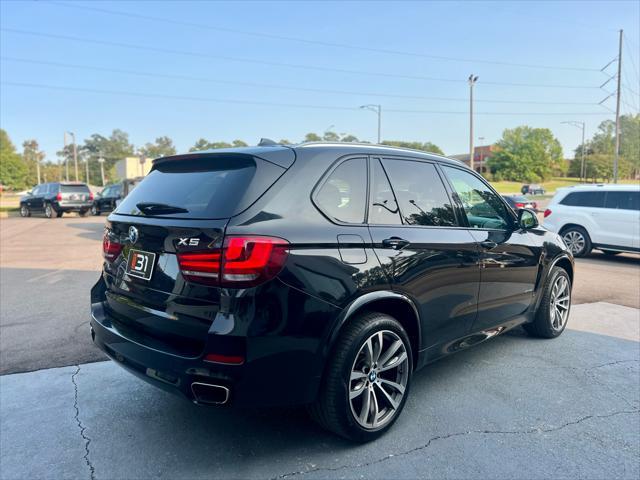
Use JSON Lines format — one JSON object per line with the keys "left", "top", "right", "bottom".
{"left": 47, "top": 0, "right": 602, "bottom": 72}
{"left": 0, "top": 28, "right": 602, "bottom": 90}
{"left": 0, "top": 56, "right": 604, "bottom": 106}
{"left": 1, "top": 81, "right": 613, "bottom": 116}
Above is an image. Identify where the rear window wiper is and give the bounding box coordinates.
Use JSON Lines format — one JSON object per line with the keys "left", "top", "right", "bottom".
{"left": 136, "top": 202, "right": 189, "bottom": 215}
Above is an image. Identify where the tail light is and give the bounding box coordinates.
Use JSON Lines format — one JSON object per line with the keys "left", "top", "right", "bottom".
{"left": 56, "top": 192, "right": 62, "bottom": 201}
{"left": 177, "top": 236, "right": 289, "bottom": 287}
{"left": 515, "top": 202, "right": 525, "bottom": 208}
{"left": 177, "top": 252, "right": 221, "bottom": 285}
{"left": 544, "top": 209, "right": 552, "bottom": 218}
{"left": 102, "top": 231, "right": 123, "bottom": 260}
{"left": 89, "top": 192, "right": 94, "bottom": 201}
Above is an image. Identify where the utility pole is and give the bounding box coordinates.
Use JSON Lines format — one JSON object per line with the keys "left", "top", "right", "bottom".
{"left": 359, "top": 104, "right": 382, "bottom": 143}
{"left": 98, "top": 156, "right": 105, "bottom": 186}
{"left": 613, "top": 29, "right": 623, "bottom": 184}
{"left": 562, "top": 121, "right": 586, "bottom": 182}
{"left": 63, "top": 133, "right": 69, "bottom": 181}
{"left": 468, "top": 75, "right": 479, "bottom": 172}
{"left": 85, "top": 155, "right": 90, "bottom": 185}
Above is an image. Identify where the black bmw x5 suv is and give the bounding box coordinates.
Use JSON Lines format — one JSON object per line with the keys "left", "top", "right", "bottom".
{"left": 90, "top": 143, "right": 574, "bottom": 441}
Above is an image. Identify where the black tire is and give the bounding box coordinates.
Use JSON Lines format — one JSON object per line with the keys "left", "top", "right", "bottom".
{"left": 78, "top": 209, "right": 88, "bottom": 217}
{"left": 91, "top": 204, "right": 100, "bottom": 216}
{"left": 19, "top": 204, "right": 31, "bottom": 217}
{"left": 309, "top": 312, "right": 413, "bottom": 442}
{"left": 601, "top": 250, "right": 620, "bottom": 256}
{"left": 560, "top": 225, "right": 592, "bottom": 257}
{"left": 44, "top": 203, "right": 54, "bottom": 219}
{"left": 56, "top": 210, "right": 64, "bottom": 218}
{"left": 524, "top": 266, "right": 572, "bottom": 339}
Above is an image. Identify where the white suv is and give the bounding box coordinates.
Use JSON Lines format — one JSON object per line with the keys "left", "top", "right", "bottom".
{"left": 543, "top": 184, "right": 639, "bottom": 257}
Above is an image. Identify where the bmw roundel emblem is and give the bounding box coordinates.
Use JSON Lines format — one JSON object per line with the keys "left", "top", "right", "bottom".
{"left": 128, "top": 226, "right": 139, "bottom": 244}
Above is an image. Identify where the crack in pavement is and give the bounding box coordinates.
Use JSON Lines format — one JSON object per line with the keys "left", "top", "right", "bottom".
{"left": 72, "top": 365, "right": 96, "bottom": 480}
{"left": 273, "top": 409, "right": 640, "bottom": 479}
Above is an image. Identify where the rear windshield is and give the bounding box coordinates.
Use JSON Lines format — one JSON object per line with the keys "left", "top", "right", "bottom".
{"left": 509, "top": 195, "right": 529, "bottom": 202}
{"left": 60, "top": 184, "right": 90, "bottom": 193}
{"left": 114, "top": 155, "right": 285, "bottom": 219}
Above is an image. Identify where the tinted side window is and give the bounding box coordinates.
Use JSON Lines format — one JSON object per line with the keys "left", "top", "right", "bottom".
{"left": 315, "top": 157, "right": 367, "bottom": 224}
{"left": 560, "top": 191, "right": 606, "bottom": 208}
{"left": 605, "top": 191, "right": 640, "bottom": 210}
{"left": 382, "top": 159, "right": 457, "bottom": 227}
{"left": 442, "top": 166, "right": 511, "bottom": 230}
{"left": 369, "top": 159, "right": 402, "bottom": 225}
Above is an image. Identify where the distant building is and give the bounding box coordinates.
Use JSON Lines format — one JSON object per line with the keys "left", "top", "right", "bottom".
{"left": 451, "top": 145, "right": 497, "bottom": 173}
{"left": 115, "top": 157, "right": 152, "bottom": 180}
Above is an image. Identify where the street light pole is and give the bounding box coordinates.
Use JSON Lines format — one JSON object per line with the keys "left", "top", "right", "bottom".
{"left": 562, "top": 121, "right": 586, "bottom": 183}
{"left": 478, "top": 136, "right": 485, "bottom": 172}
{"left": 66, "top": 131, "right": 79, "bottom": 181}
{"left": 63, "top": 132, "right": 69, "bottom": 181}
{"left": 468, "top": 75, "right": 479, "bottom": 172}
{"left": 360, "top": 104, "right": 382, "bottom": 143}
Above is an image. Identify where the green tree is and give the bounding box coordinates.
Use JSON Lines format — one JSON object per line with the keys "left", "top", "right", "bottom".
{"left": 304, "top": 133, "right": 322, "bottom": 142}
{"left": 189, "top": 139, "right": 233, "bottom": 152}
{"left": 381, "top": 140, "right": 444, "bottom": 155}
{"left": 303, "top": 131, "right": 360, "bottom": 143}
{"left": 487, "top": 126, "right": 563, "bottom": 182}
{"left": 22, "top": 139, "right": 44, "bottom": 185}
{"left": 81, "top": 129, "right": 135, "bottom": 183}
{"left": 139, "top": 136, "right": 177, "bottom": 159}
{"left": 570, "top": 114, "right": 640, "bottom": 181}
{"left": 0, "top": 130, "right": 27, "bottom": 190}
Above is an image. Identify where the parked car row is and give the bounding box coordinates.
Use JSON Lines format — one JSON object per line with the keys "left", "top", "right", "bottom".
{"left": 19, "top": 177, "right": 143, "bottom": 218}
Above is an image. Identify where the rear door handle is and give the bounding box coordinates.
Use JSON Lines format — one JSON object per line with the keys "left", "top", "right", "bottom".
{"left": 480, "top": 240, "right": 498, "bottom": 250}
{"left": 382, "top": 237, "right": 410, "bottom": 250}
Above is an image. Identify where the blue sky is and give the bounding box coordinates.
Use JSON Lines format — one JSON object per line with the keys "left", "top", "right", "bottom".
{"left": 1, "top": 0, "right": 639, "bottom": 162}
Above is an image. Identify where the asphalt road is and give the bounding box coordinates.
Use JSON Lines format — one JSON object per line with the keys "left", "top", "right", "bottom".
{"left": 1, "top": 303, "right": 638, "bottom": 479}
{"left": 1, "top": 216, "right": 639, "bottom": 375}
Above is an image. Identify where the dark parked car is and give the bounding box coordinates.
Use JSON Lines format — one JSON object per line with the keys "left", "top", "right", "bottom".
{"left": 92, "top": 177, "right": 144, "bottom": 216}
{"left": 502, "top": 195, "right": 538, "bottom": 211}
{"left": 20, "top": 182, "right": 93, "bottom": 218}
{"left": 521, "top": 184, "right": 546, "bottom": 195}
{"left": 91, "top": 143, "right": 574, "bottom": 441}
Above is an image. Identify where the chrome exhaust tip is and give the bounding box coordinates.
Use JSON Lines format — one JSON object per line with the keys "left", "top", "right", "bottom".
{"left": 191, "top": 382, "right": 230, "bottom": 405}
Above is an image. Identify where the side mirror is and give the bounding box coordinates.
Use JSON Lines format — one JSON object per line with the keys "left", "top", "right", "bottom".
{"left": 518, "top": 208, "right": 539, "bottom": 230}
{"left": 26, "top": 191, "right": 32, "bottom": 196}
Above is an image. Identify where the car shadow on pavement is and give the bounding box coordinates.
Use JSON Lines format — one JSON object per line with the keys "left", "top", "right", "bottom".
{"left": 69, "top": 326, "right": 638, "bottom": 479}
{"left": 65, "top": 222, "right": 106, "bottom": 242}
{"left": 585, "top": 251, "right": 640, "bottom": 265}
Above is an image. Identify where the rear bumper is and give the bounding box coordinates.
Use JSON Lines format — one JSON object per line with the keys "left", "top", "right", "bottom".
{"left": 90, "top": 280, "right": 336, "bottom": 407}
{"left": 55, "top": 201, "right": 92, "bottom": 212}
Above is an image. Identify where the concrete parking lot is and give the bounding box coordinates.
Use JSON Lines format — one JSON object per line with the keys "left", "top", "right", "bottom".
{"left": 1, "top": 216, "right": 639, "bottom": 479}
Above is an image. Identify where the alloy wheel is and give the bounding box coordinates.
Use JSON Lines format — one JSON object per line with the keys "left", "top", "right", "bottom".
{"left": 563, "top": 231, "right": 585, "bottom": 255}
{"left": 20, "top": 205, "right": 29, "bottom": 217}
{"left": 349, "top": 330, "right": 409, "bottom": 430}
{"left": 45, "top": 204, "right": 53, "bottom": 218}
{"left": 550, "top": 275, "right": 570, "bottom": 331}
